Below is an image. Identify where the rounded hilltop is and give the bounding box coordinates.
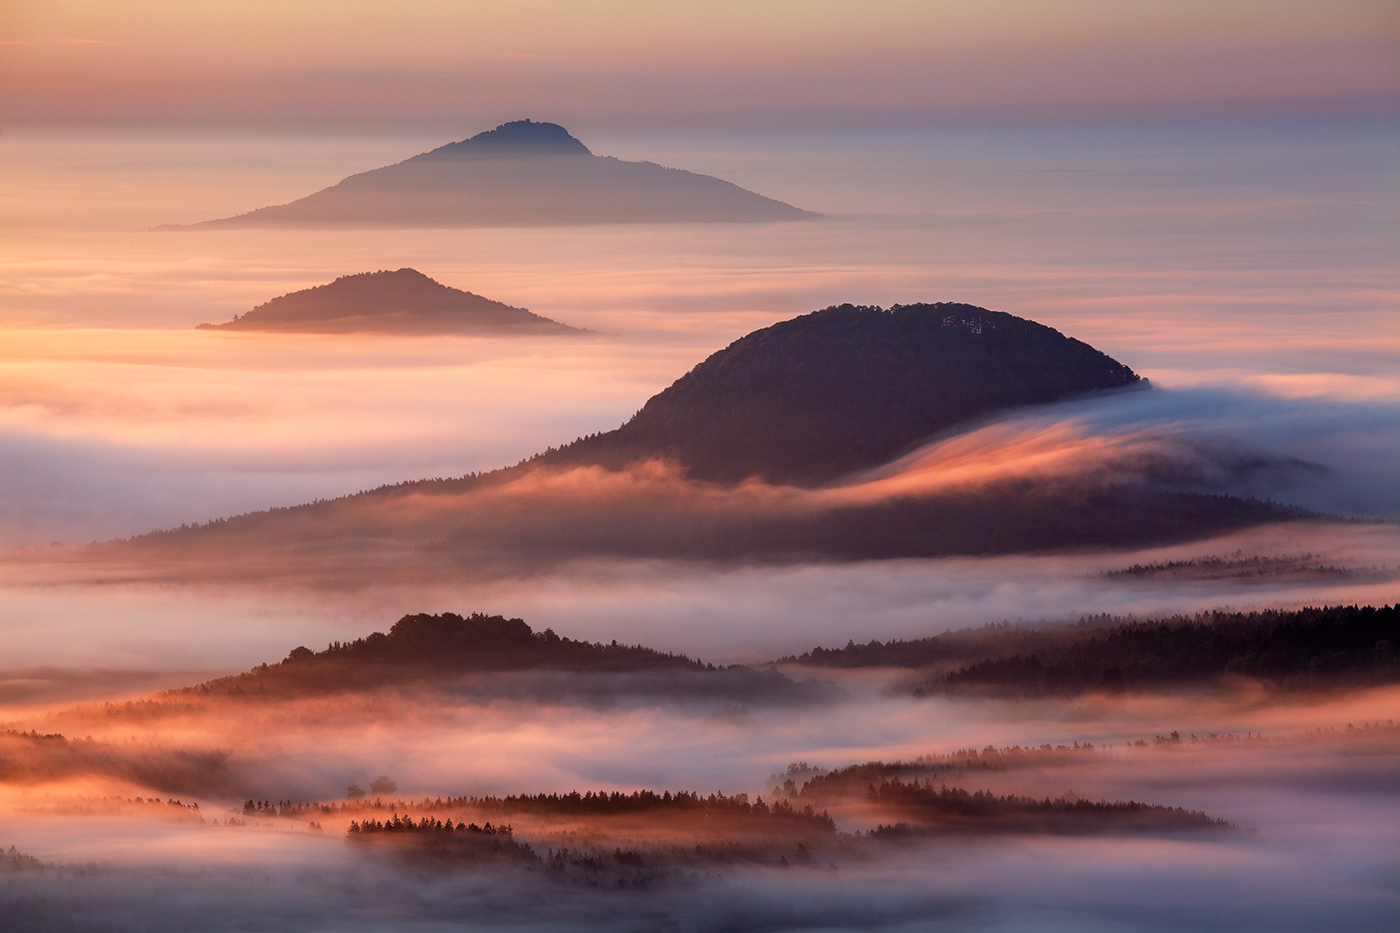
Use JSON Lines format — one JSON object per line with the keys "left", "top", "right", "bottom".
{"left": 541, "top": 302, "right": 1144, "bottom": 485}
{"left": 197, "top": 268, "right": 585, "bottom": 335}
{"left": 418, "top": 119, "right": 594, "bottom": 157}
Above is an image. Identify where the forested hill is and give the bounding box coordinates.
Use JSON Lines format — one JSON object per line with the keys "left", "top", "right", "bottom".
{"left": 197, "top": 269, "right": 584, "bottom": 335}
{"left": 535, "top": 303, "right": 1143, "bottom": 485}
{"left": 66, "top": 302, "right": 1306, "bottom": 577}
{"left": 782, "top": 604, "right": 1400, "bottom": 695}
{"left": 294, "top": 612, "right": 702, "bottom": 670}
{"left": 173, "top": 612, "right": 717, "bottom": 697}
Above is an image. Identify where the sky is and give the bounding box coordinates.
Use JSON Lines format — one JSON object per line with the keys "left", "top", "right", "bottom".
{"left": 2, "top": 1, "right": 1397, "bottom": 130}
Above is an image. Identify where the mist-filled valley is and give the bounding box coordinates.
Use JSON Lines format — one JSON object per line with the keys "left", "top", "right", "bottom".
{"left": 1, "top": 611, "right": 1397, "bottom": 931}
{"left": 2, "top": 13, "right": 1398, "bottom": 924}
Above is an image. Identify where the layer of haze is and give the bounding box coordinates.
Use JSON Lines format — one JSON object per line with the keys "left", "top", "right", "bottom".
{"left": 0, "top": 670, "right": 1395, "bottom": 931}
{"left": 1, "top": 7, "right": 1396, "bottom": 931}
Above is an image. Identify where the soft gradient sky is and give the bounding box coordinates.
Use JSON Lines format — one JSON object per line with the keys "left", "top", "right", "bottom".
{"left": 2, "top": 1, "right": 1397, "bottom": 129}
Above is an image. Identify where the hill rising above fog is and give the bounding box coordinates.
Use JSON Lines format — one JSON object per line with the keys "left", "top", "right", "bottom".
{"left": 537, "top": 302, "right": 1144, "bottom": 484}
{"left": 164, "top": 612, "right": 805, "bottom": 701}
{"left": 29, "top": 301, "right": 1309, "bottom": 580}
{"left": 196, "top": 269, "right": 584, "bottom": 335}
{"left": 162, "top": 120, "right": 815, "bottom": 229}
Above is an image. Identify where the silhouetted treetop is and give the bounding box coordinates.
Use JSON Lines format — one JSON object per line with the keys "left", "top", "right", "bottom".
{"left": 540, "top": 302, "right": 1143, "bottom": 485}
{"left": 167, "top": 612, "right": 803, "bottom": 700}
{"left": 417, "top": 119, "right": 594, "bottom": 158}
{"left": 863, "top": 780, "right": 1230, "bottom": 835}
{"left": 286, "top": 611, "right": 705, "bottom": 672}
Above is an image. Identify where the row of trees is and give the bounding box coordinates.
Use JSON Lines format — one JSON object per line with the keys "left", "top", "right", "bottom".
{"left": 783, "top": 743, "right": 1101, "bottom": 800}
{"left": 349, "top": 814, "right": 510, "bottom": 835}
{"left": 783, "top": 604, "right": 1398, "bottom": 696}
{"left": 441, "top": 789, "right": 834, "bottom": 830}
{"left": 922, "top": 605, "right": 1398, "bottom": 695}
{"left": 864, "top": 779, "right": 1230, "bottom": 833}
{"left": 259, "top": 788, "right": 835, "bottom": 833}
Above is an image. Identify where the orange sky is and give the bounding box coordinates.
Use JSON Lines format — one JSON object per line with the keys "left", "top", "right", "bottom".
{"left": 3, "top": 1, "right": 1397, "bottom": 129}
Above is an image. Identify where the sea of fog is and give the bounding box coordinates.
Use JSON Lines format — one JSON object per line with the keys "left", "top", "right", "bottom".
{"left": 0, "top": 115, "right": 1397, "bottom": 931}
{"left": 1, "top": 679, "right": 1396, "bottom": 932}
{"left": 0, "top": 115, "right": 1395, "bottom": 663}
{"left": 1, "top": 116, "right": 1396, "bottom": 548}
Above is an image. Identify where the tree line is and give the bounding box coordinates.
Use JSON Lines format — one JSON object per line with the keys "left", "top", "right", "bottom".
{"left": 864, "top": 779, "right": 1230, "bottom": 834}
{"left": 783, "top": 604, "right": 1399, "bottom": 695}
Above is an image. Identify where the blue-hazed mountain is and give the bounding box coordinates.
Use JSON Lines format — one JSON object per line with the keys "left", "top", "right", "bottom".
{"left": 196, "top": 268, "right": 585, "bottom": 335}
{"left": 162, "top": 120, "right": 816, "bottom": 229}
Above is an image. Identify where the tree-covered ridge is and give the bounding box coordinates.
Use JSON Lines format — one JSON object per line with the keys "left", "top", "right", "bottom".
{"left": 197, "top": 268, "right": 583, "bottom": 334}
{"left": 170, "top": 612, "right": 722, "bottom": 698}
{"left": 240, "top": 789, "right": 836, "bottom": 834}
{"left": 340, "top": 794, "right": 837, "bottom": 881}
{"left": 784, "top": 605, "right": 1399, "bottom": 695}
{"left": 538, "top": 302, "right": 1144, "bottom": 485}
{"left": 433, "top": 789, "right": 836, "bottom": 831}
{"left": 775, "top": 743, "right": 1101, "bottom": 800}
{"left": 333, "top": 778, "right": 1224, "bottom": 883}
{"left": 1103, "top": 552, "right": 1364, "bottom": 582}
{"left": 932, "top": 604, "right": 1399, "bottom": 695}
{"left": 349, "top": 815, "right": 515, "bottom": 836}
{"left": 1, "top": 846, "right": 45, "bottom": 872}
{"left": 864, "top": 780, "right": 1230, "bottom": 835}
{"left": 349, "top": 814, "right": 540, "bottom": 864}
{"left": 773, "top": 731, "right": 1282, "bottom": 805}
{"left": 286, "top": 611, "right": 703, "bottom": 671}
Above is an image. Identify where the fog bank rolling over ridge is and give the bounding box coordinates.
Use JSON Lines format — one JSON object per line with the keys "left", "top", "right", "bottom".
{"left": 4, "top": 303, "right": 1329, "bottom": 585}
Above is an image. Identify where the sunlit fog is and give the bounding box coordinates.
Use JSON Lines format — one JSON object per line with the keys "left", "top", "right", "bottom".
{"left": 1, "top": 2, "right": 1396, "bottom": 930}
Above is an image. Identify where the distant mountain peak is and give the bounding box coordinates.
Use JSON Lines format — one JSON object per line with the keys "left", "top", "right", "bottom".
{"left": 422, "top": 120, "right": 594, "bottom": 158}
{"left": 157, "top": 120, "right": 814, "bottom": 229}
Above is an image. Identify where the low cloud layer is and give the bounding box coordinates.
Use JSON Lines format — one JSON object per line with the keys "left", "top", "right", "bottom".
{"left": 1, "top": 671, "right": 1395, "bottom": 932}
{"left": 5, "top": 382, "right": 1390, "bottom": 604}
